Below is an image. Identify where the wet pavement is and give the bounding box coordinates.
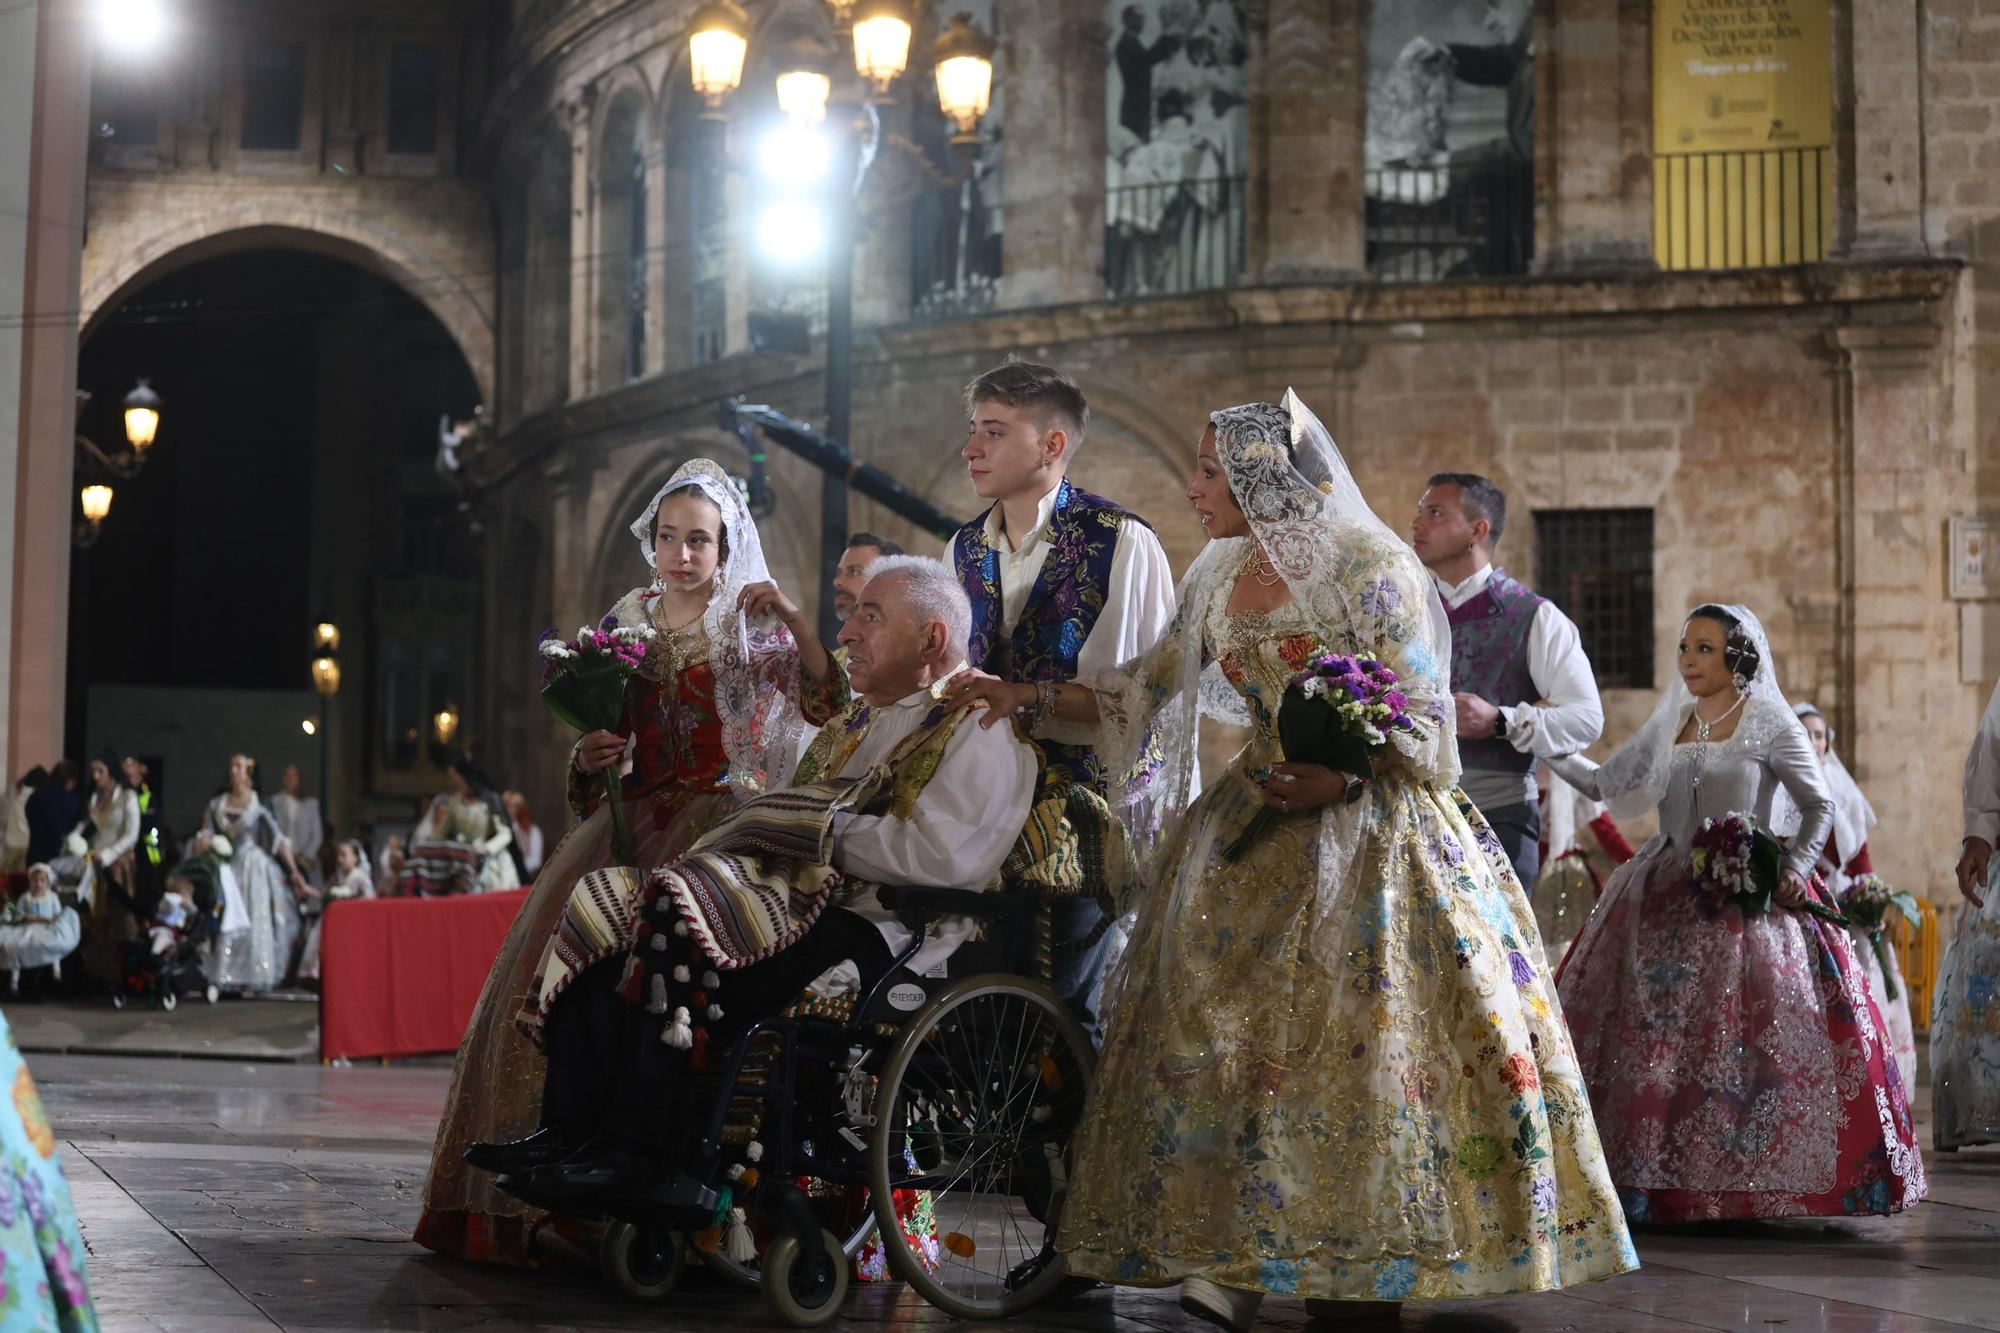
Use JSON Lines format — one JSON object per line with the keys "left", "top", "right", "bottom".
{"left": 24, "top": 1043, "right": 2000, "bottom": 1332}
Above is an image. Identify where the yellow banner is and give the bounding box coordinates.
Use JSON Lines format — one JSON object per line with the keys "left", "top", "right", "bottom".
{"left": 1653, "top": 0, "right": 1832, "bottom": 268}
{"left": 1653, "top": 0, "right": 1832, "bottom": 153}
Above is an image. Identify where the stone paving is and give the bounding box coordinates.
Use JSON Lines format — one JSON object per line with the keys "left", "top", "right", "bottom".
{"left": 21, "top": 1043, "right": 2000, "bottom": 1332}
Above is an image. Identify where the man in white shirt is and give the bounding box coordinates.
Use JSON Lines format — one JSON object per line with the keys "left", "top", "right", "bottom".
{"left": 1412, "top": 473, "right": 1603, "bottom": 890}
{"left": 948, "top": 360, "right": 1176, "bottom": 1038}
{"left": 472, "top": 557, "right": 1037, "bottom": 1198}
{"left": 1958, "top": 678, "right": 2000, "bottom": 908}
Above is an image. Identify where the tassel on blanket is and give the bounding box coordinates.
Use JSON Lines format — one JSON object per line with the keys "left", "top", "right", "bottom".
{"left": 646, "top": 973, "right": 669, "bottom": 1015}
{"left": 673, "top": 918, "right": 690, "bottom": 937}
{"left": 673, "top": 964, "right": 690, "bottom": 983}
{"left": 663, "top": 1006, "right": 693, "bottom": 1048}
{"left": 724, "top": 1207, "right": 757, "bottom": 1265}
{"left": 689, "top": 1027, "right": 710, "bottom": 1071}
{"left": 701, "top": 969, "right": 720, "bottom": 989}
{"left": 616, "top": 955, "right": 646, "bottom": 1004}
{"left": 650, "top": 932, "right": 668, "bottom": 952}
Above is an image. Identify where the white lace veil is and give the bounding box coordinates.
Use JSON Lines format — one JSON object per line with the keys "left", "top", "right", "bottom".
{"left": 628, "top": 459, "right": 808, "bottom": 794}
{"left": 1590, "top": 603, "right": 1797, "bottom": 822}
{"left": 1793, "top": 702, "right": 1877, "bottom": 862}
{"left": 1105, "top": 390, "right": 1456, "bottom": 971}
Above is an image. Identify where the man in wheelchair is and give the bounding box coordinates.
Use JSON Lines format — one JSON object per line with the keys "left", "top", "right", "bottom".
{"left": 466, "top": 556, "right": 1038, "bottom": 1211}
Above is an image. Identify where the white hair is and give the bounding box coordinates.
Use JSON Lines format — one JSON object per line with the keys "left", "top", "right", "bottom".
{"left": 863, "top": 555, "right": 971, "bottom": 661}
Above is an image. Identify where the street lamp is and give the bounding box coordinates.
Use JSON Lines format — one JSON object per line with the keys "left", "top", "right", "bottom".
{"left": 933, "top": 13, "right": 995, "bottom": 147}
{"left": 849, "top": 0, "right": 913, "bottom": 99}
{"left": 691, "top": 0, "right": 992, "bottom": 641}
{"left": 310, "top": 623, "right": 340, "bottom": 824}
{"left": 689, "top": 0, "right": 752, "bottom": 113}
{"left": 433, "top": 702, "right": 460, "bottom": 748}
{"left": 76, "top": 484, "right": 114, "bottom": 547}
{"left": 123, "top": 379, "right": 162, "bottom": 452}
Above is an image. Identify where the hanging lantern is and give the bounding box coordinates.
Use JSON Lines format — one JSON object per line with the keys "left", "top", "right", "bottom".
{"left": 311, "top": 655, "right": 342, "bottom": 696}
{"left": 850, "top": 0, "right": 911, "bottom": 98}
{"left": 79, "top": 484, "right": 114, "bottom": 525}
{"left": 123, "top": 378, "right": 162, "bottom": 452}
{"left": 932, "top": 13, "right": 994, "bottom": 146}
{"left": 689, "top": 0, "right": 752, "bottom": 108}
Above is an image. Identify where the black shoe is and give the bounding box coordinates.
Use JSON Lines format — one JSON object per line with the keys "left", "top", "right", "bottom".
{"left": 463, "top": 1126, "right": 574, "bottom": 1175}
{"left": 521, "top": 1138, "right": 671, "bottom": 1201}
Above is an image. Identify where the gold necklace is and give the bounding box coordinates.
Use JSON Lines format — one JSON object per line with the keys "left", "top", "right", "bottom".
{"left": 1243, "top": 548, "right": 1284, "bottom": 587}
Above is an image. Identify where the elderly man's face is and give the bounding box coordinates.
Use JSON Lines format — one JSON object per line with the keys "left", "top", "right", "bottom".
{"left": 837, "top": 575, "right": 934, "bottom": 703}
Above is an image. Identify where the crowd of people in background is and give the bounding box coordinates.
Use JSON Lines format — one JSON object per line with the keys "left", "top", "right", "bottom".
{"left": 0, "top": 746, "right": 546, "bottom": 1004}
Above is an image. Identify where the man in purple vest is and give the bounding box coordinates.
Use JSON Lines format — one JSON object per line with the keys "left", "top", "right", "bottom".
{"left": 1412, "top": 473, "right": 1603, "bottom": 890}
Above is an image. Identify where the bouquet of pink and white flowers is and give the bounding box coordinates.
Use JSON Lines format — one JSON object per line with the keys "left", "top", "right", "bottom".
{"left": 1689, "top": 812, "right": 1846, "bottom": 924}
{"left": 1839, "top": 873, "right": 1921, "bottom": 999}
{"left": 539, "top": 615, "right": 656, "bottom": 863}
{"left": 1222, "top": 651, "right": 1416, "bottom": 862}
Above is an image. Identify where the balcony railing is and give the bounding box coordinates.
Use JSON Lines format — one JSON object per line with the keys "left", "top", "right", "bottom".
{"left": 1364, "top": 159, "right": 1533, "bottom": 283}
{"left": 1105, "top": 175, "right": 1245, "bottom": 300}
{"left": 1653, "top": 146, "right": 1831, "bottom": 271}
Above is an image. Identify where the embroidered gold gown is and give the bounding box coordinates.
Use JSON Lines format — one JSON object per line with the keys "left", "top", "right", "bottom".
{"left": 1058, "top": 538, "right": 1637, "bottom": 1302}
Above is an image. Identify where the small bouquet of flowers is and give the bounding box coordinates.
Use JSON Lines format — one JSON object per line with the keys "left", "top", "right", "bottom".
{"left": 1838, "top": 873, "right": 1921, "bottom": 1000}
{"left": 1222, "top": 652, "right": 1415, "bottom": 862}
{"left": 539, "top": 615, "right": 656, "bottom": 864}
{"left": 1689, "top": 813, "right": 1847, "bottom": 924}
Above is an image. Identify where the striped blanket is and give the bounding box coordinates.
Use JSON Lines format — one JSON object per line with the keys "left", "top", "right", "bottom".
{"left": 521, "top": 775, "right": 881, "bottom": 1037}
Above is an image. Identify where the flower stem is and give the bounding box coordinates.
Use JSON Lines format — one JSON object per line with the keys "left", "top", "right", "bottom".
{"left": 604, "top": 769, "right": 635, "bottom": 865}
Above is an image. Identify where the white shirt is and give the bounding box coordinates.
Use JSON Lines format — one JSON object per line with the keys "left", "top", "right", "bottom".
{"left": 1966, "top": 678, "right": 2000, "bottom": 847}
{"left": 946, "top": 483, "right": 1178, "bottom": 747}
{"left": 516, "top": 821, "right": 546, "bottom": 877}
{"left": 1433, "top": 564, "right": 1605, "bottom": 813}
{"left": 827, "top": 674, "right": 1038, "bottom": 979}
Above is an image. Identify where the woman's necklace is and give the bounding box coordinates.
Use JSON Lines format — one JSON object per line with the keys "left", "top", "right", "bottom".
{"left": 649, "top": 599, "right": 709, "bottom": 686}
{"left": 1242, "top": 547, "right": 1284, "bottom": 588}
{"left": 1689, "top": 692, "right": 1745, "bottom": 793}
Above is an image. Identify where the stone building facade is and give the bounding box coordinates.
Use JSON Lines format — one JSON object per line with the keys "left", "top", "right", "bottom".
{"left": 53, "top": 0, "right": 2000, "bottom": 899}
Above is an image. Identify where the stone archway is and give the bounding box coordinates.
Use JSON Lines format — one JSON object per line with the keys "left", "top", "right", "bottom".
{"left": 80, "top": 208, "right": 495, "bottom": 405}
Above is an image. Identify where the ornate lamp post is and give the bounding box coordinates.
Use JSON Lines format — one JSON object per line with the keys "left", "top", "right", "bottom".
{"left": 311, "top": 623, "right": 341, "bottom": 818}
{"left": 688, "top": 1, "right": 993, "bottom": 642}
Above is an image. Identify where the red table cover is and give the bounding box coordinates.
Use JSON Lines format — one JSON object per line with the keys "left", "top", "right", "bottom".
{"left": 320, "top": 888, "right": 531, "bottom": 1062}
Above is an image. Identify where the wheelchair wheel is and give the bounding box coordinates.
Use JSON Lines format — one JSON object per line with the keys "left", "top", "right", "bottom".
{"left": 760, "top": 1226, "right": 849, "bottom": 1326}
{"left": 701, "top": 1201, "right": 877, "bottom": 1289}
{"left": 868, "top": 973, "right": 1095, "bottom": 1320}
{"left": 599, "top": 1221, "right": 685, "bottom": 1301}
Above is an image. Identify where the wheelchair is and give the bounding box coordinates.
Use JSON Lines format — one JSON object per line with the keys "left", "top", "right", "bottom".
{"left": 538, "top": 884, "right": 1099, "bottom": 1326}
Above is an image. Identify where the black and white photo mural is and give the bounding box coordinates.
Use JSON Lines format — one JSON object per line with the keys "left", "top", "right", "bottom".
{"left": 1103, "top": 0, "right": 1248, "bottom": 299}
{"left": 912, "top": 0, "right": 1003, "bottom": 318}
{"left": 1364, "top": 0, "right": 1534, "bottom": 281}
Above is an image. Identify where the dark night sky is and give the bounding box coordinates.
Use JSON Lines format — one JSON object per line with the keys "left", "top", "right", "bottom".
{"left": 73, "top": 250, "right": 478, "bottom": 728}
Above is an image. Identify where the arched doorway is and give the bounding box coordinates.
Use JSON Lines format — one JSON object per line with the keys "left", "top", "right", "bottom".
{"left": 73, "top": 247, "right": 485, "bottom": 847}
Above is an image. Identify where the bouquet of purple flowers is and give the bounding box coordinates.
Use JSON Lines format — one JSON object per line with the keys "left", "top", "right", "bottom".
{"left": 539, "top": 615, "right": 655, "bottom": 864}
{"left": 1689, "top": 813, "right": 1847, "bottom": 925}
{"left": 1839, "top": 873, "right": 1920, "bottom": 1000}
{"left": 1222, "top": 652, "right": 1415, "bottom": 862}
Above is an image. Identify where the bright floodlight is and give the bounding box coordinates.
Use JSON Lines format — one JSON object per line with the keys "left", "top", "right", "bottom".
{"left": 757, "top": 123, "right": 831, "bottom": 186}
{"left": 757, "top": 203, "right": 825, "bottom": 264}
{"left": 94, "top": 0, "right": 168, "bottom": 56}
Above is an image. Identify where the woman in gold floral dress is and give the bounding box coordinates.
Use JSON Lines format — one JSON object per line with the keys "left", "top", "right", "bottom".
{"left": 957, "top": 394, "right": 1635, "bottom": 1328}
